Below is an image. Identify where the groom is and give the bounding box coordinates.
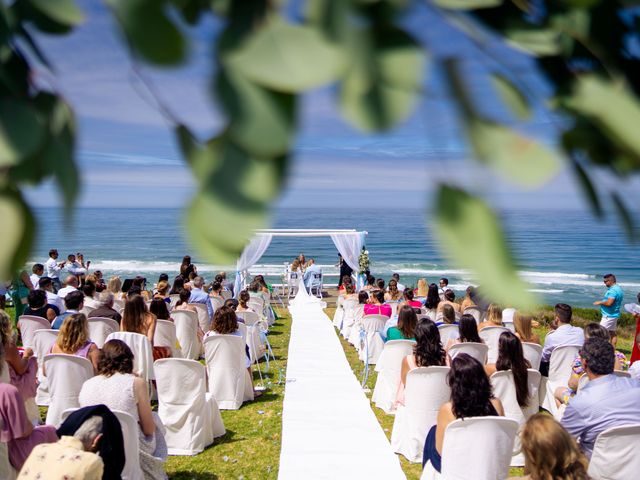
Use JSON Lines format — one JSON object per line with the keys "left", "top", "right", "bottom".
{"left": 303, "top": 259, "right": 323, "bottom": 291}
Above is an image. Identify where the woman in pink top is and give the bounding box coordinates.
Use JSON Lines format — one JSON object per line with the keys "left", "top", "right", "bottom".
{"left": 364, "top": 291, "right": 392, "bottom": 317}
{"left": 50, "top": 313, "right": 100, "bottom": 373}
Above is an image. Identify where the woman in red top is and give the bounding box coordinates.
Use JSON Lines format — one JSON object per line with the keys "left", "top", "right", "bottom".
{"left": 401, "top": 288, "right": 423, "bottom": 309}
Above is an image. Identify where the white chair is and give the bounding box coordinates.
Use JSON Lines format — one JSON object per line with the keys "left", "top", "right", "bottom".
{"left": 339, "top": 299, "right": 360, "bottom": 338}
{"left": 155, "top": 358, "right": 225, "bottom": 455}
{"left": 358, "top": 314, "right": 388, "bottom": 365}
{"left": 522, "top": 342, "right": 543, "bottom": 370}
{"left": 347, "top": 306, "right": 366, "bottom": 347}
{"left": 372, "top": 339, "right": 416, "bottom": 414}
{"left": 203, "top": 335, "right": 254, "bottom": 409}
{"left": 479, "top": 326, "right": 510, "bottom": 364}
{"left": 437, "top": 324, "right": 459, "bottom": 345}
{"left": 391, "top": 366, "right": 450, "bottom": 462}
{"left": 236, "top": 311, "right": 267, "bottom": 364}
{"left": 422, "top": 307, "right": 436, "bottom": 320}
{"left": 191, "top": 303, "right": 211, "bottom": 333}
{"left": 588, "top": 424, "right": 640, "bottom": 480}
{"left": 172, "top": 310, "right": 201, "bottom": 360}
{"left": 0, "top": 419, "right": 16, "bottom": 480}
{"left": 105, "top": 331, "right": 155, "bottom": 382}
{"left": 79, "top": 305, "right": 95, "bottom": 317}
{"left": 463, "top": 306, "right": 483, "bottom": 324}
{"left": 448, "top": 342, "right": 488, "bottom": 364}
{"left": 87, "top": 317, "right": 119, "bottom": 348}
{"left": 210, "top": 296, "right": 224, "bottom": 315}
{"left": 113, "top": 298, "right": 125, "bottom": 311}
{"left": 309, "top": 272, "right": 323, "bottom": 298}
{"left": 33, "top": 329, "right": 59, "bottom": 406}
{"left": 287, "top": 272, "right": 300, "bottom": 298}
{"left": 503, "top": 322, "right": 515, "bottom": 333}
{"left": 541, "top": 344, "right": 581, "bottom": 417}
{"left": 220, "top": 290, "right": 232, "bottom": 300}
{"left": 154, "top": 319, "right": 182, "bottom": 358}
{"left": 168, "top": 294, "right": 180, "bottom": 309}
{"left": 113, "top": 409, "right": 144, "bottom": 480}
{"left": 17, "top": 315, "right": 51, "bottom": 348}
{"left": 421, "top": 417, "right": 518, "bottom": 480}
{"left": 332, "top": 295, "right": 346, "bottom": 328}
{"left": 44, "top": 354, "right": 94, "bottom": 426}
{"left": 502, "top": 308, "right": 516, "bottom": 323}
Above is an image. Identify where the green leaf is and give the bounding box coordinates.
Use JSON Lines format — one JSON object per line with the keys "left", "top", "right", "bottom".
{"left": 468, "top": 119, "right": 560, "bottom": 187}
{"left": 306, "top": 0, "right": 351, "bottom": 42}
{"left": 215, "top": 69, "right": 296, "bottom": 157}
{"left": 570, "top": 157, "right": 603, "bottom": 218}
{"left": 28, "top": 0, "right": 83, "bottom": 26}
{"left": 505, "top": 28, "right": 562, "bottom": 56}
{"left": 433, "top": 0, "right": 503, "bottom": 8}
{"left": 340, "top": 28, "right": 425, "bottom": 131}
{"left": 0, "top": 99, "right": 46, "bottom": 167}
{"left": 221, "top": 17, "right": 346, "bottom": 93}
{"left": 106, "top": 0, "right": 186, "bottom": 66}
{"left": 174, "top": 125, "right": 222, "bottom": 181}
{"left": 564, "top": 75, "right": 640, "bottom": 168}
{"left": 0, "top": 188, "right": 35, "bottom": 280}
{"left": 46, "top": 100, "right": 78, "bottom": 212}
{"left": 434, "top": 184, "right": 535, "bottom": 308}
{"left": 611, "top": 192, "right": 637, "bottom": 242}
{"left": 490, "top": 73, "right": 531, "bottom": 121}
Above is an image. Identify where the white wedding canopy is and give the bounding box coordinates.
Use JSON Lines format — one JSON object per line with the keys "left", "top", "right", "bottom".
{"left": 233, "top": 229, "right": 368, "bottom": 296}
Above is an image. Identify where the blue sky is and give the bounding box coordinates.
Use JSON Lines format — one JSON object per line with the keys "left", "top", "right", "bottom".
{"left": 23, "top": 1, "right": 640, "bottom": 213}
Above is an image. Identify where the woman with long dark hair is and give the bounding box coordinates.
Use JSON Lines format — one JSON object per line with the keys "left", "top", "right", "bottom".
{"left": 121, "top": 294, "right": 171, "bottom": 360}
{"left": 445, "top": 314, "right": 482, "bottom": 351}
{"left": 424, "top": 283, "right": 440, "bottom": 310}
{"left": 386, "top": 305, "right": 418, "bottom": 342}
{"left": 422, "top": 354, "right": 504, "bottom": 472}
{"left": 169, "top": 276, "right": 186, "bottom": 295}
{"left": 485, "top": 331, "right": 531, "bottom": 408}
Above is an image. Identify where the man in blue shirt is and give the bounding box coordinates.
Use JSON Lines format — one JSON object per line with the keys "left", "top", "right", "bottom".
{"left": 189, "top": 276, "right": 213, "bottom": 318}
{"left": 593, "top": 273, "right": 623, "bottom": 344}
{"left": 303, "top": 259, "right": 323, "bottom": 292}
{"left": 561, "top": 337, "right": 640, "bottom": 458}
{"left": 52, "top": 290, "right": 84, "bottom": 329}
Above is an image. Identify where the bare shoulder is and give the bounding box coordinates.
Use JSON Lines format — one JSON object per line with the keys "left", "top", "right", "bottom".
{"left": 491, "top": 398, "right": 505, "bottom": 416}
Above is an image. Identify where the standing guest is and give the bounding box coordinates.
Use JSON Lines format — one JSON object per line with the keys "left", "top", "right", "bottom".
{"left": 364, "top": 291, "right": 392, "bottom": 317}
{"left": 38, "top": 277, "right": 64, "bottom": 312}
{"left": 44, "top": 249, "right": 65, "bottom": 292}
{"left": 11, "top": 270, "right": 34, "bottom": 318}
{"left": 422, "top": 354, "right": 504, "bottom": 472}
{"left": 400, "top": 288, "right": 422, "bottom": 309}
{"left": 57, "top": 275, "right": 79, "bottom": 300}
{"left": 540, "top": 304, "right": 584, "bottom": 375}
{"left": 189, "top": 276, "right": 212, "bottom": 318}
{"left": 593, "top": 273, "right": 624, "bottom": 345}
{"left": 121, "top": 294, "right": 170, "bottom": 360}
{"left": 169, "top": 276, "right": 186, "bottom": 295}
{"left": 437, "top": 289, "right": 461, "bottom": 314}
{"left": 65, "top": 253, "right": 89, "bottom": 285}
{"left": 424, "top": 283, "right": 440, "bottom": 312}
{"left": 507, "top": 414, "right": 589, "bottom": 480}
{"left": 385, "top": 279, "right": 402, "bottom": 302}
{"left": 337, "top": 254, "right": 353, "bottom": 288}
{"left": 89, "top": 291, "right": 122, "bottom": 323}
{"left": 49, "top": 314, "right": 100, "bottom": 373}
{"left": 445, "top": 314, "right": 482, "bottom": 351}
{"left": 385, "top": 305, "right": 417, "bottom": 342}
{"left": 19, "top": 416, "right": 106, "bottom": 480}
{"left": 52, "top": 290, "right": 85, "bottom": 329}
{"left": 438, "top": 278, "right": 449, "bottom": 299}
{"left": 478, "top": 304, "right": 503, "bottom": 331}
{"left": 24, "top": 289, "right": 59, "bottom": 322}
{"left": 513, "top": 312, "right": 540, "bottom": 344}
{"left": 179, "top": 255, "right": 197, "bottom": 279}
{"left": 485, "top": 332, "right": 531, "bottom": 407}
{"left": 416, "top": 278, "right": 428, "bottom": 298}
{"left": 561, "top": 337, "right": 640, "bottom": 458}
{"left": 29, "top": 264, "right": 44, "bottom": 290}
{"left": 79, "top": 340, "right": 168, "bottom": 480}
{"left": 297, "top": 253, "right": 306, "bottom": 269}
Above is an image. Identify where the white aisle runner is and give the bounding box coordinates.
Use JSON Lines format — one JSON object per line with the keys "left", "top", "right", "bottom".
{"left": 278, "top": 280, "right": 406, "bottom": 479}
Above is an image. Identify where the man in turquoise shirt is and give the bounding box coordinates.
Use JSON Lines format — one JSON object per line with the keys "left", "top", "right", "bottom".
{"left": 593, "top": 273, "right": 623, "bottom": 344}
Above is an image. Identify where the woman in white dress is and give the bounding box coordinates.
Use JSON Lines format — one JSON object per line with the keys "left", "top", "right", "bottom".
{"left": 79, "top": 339, "right": 168, "bottom": 480}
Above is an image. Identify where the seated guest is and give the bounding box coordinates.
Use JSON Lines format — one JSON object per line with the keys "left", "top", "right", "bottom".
{"left": 364, "top": 291, "right": 392, "bottom": 317}
{"left": 513, "top": 311, "right": 540, "bottom": 344}
{"left": 38, "top": 277, "right": 64, "bottom": 312}
{"left": 122, "top": 294, "right": 171, "bottom": 360}
{"left": 396, "top": 319, "right": 445, "bottom": 408}
{"left": 88, "top": 291, "right": 122, "bottom": 323}
{"left": 374, "top": 278, "right": 386, "bottom": 293}
{"left": 131, "top": 276, "right": 151, "bottom": 301}
{"left": 385, "top": 305, "right": 417, "bottom": 342}
{"left": 149, "top": 298, "right": 171, "bottom": 321}
{"left": 342, "top": 282, "right": 358, "bottom": 302}
{"left": 82, "top": 282, "right": 101, "bottom": 310}
{"left": 106, "top": 276, "right": 124, "bottom": 300}
{"left": 49, "top": 314, "right": 100, "bottom": 373}
{"left": 478, "top": 304, "right": 503, "bottom": 330}
{"left": 385, "top": 280, "right": 402, "bottom": 302}
{"left": 19, "top": 415, "right": 106, "bottom": 480}
{"left": 57, "top": 275, "right": 79, "bottom": 299}
{"left": 209, "top": 281, "right": 224, "bottom": 299}
{"left": 561, "top": 337, "right": 640, "bottom": 458}
{"left": 189, "top": 276, "right": 212, "bottom": 317}
{"left": 399, "top": 288, "right": 422, "bottom": 309}
{"left": 216, "top": 271, "right": 234, "bottom": 294}
{"left": 237, "top": 290, "right": 255, "bottom": 314}
{"left": 437, "top": 289, "right": 461, "bottom": 314}
{"left": 24, "top": 289, "right": 59, "bottom": 322}
{"left": 436, "top": 304, "right": 457, "bottom": 326}
{"left": 52, "top": 290, "right": 85, "bottom": 329}
{"left": 392, "top": 273, "right": 405, "bottom": 291}
{"left": 337, "top": 275, "right": 352, "bottom": 295}
{"left": 91, "top": 270, "right": 106, "bottom": 292}
{"left": 174, "top": 289, "right": 198, "bottom": 313}
{"left": 445, "top": 314, "right": 482, "bottom": 351}
{"left": 79, "top": 340, "right": 167, "bottom": 479}
{"left": 153, "top": 280, "right": 170, "bottom": 303}
{"left": 424, "top": 283, "right": 440, "bottom": 311}
{"left": 416, "top": 278, "right": 428, "bottom": 298}
{"left": 303, "top": 259, "right": 322, "bottom": 291}
{"left": 508, "top": 414, "right": 589, "bottom": 480}
{"left": 224, "top": 298, "right": 239, "bottom": 310}
{"left": 422, "top": 354, "right": 504, "bottom": 472}
{"left": 485, "top": 332, "right": 531, "bottom": 408}
{"left": 460, "top": 286, "right": 476, "bottom": 311}
{"left": 540, "top": 303, "right": 584, "bottom": 375}
{"left": 362, "top": 275, "right": 376, "bottom": 292}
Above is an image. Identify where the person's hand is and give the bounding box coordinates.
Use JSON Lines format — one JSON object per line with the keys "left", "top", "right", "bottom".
{"left": 593, "top": 300, "right": 600, "bottom": 306}
{"left": 23, "top": 348, "right": 34, "bottom": 358}
{"left": 86, "top": 260, "right": 91, "bottom": 268}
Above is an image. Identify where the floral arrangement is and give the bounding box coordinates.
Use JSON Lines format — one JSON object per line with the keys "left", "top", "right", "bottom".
{"left": 358, "top": 246, "right": 370, "bottom": 274}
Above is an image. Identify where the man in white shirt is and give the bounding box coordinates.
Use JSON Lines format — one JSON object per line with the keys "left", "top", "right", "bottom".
{"left": 38, "top": 277, "right": 64, "bottom": 312}
{"left": 45, "top": 249, "right": 65, "bottom": 291}
{"left": 30, "top": 264, "right": 44, "bottom": 290}
{"left": 540, "top": 303, "right": 584, "bottom": 375}
{"left": 57, "top": 275, "right": 80, "bottom": 299}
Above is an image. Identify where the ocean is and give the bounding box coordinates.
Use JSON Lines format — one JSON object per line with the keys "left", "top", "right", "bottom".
{"left": 29, "top": 207, "right": 640, "bottom": 308}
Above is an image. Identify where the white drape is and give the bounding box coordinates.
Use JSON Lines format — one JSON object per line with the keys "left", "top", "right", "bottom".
{"left": 234, "top": 234, "right": 273, "bottom": 297}
{"left": 330, "top": 232, "right": 364, "bottom": 272}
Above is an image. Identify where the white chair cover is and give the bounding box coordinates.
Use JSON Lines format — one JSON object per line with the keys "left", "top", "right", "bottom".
{"left": 172, "top": 310, "right": 201, "bottom": 360}
{"left": 437, "top": 324, "right": 459, "bottom": 345}
{"left": 588, "top": 424, "right": 640, "bottom": 480}
{"left": 191, "top": 303, "right": 211, "bottom": 333}
{"left": 541, "top": 344, "right": 581, "bottom": 416}
{"left": 203, "top": 335, "right": 254, "bottom": 409}
{"left": 247, "top": 298, "right": 264, "bottom": 316}
{"left": 522, "top": 342, "right": 543, "bottom": 370}
{"left": 479, "top": 327, "right": 510, "bottom": 364}
{"left": 220, "top": 290, "right": 232, "bottom": 301}
{"left": 372, "top": 340, "right": 416, "bottom": 414}
{"left": 105, "top": 331, "right": 155, "bottom": 382}
{"left": 168, "top": 295, "right": 180, "bottom": 309}
{"left": 33, "top": 329, "right": 59, "bottom": 406}
{"left": 502, "top": 308, "right": 516, "bottom": 323}
{"left": 113, "top": 409, "right": 144, "bottom": 480}
{"left": 391, "top": 366, "right": 451, "bottom": 462}
{"left": 154, "top": 319, "right": 182, "bottom": 358}
{"left": 339, "top": 298, "right": 359, "bottom": 337}
{"left": 155, "top": 359, "right": 225, "bottom": 455}
{"left": 17, "top": 316, "right": 51, "bottom": 348}
{"left": 358, "top": 314, "right": 387, "bottom": 365}
{"left": 87, "top": 317, "right": 119, "bottom": 349}
{"left": 448, "top": 342, "right": 488, "bottom": 364}
{"left": 503, "top": 321, "right": 515, "bottom": 333}
{"left": 463, "top": 307, "right": 483, "bottom": 324}
{"left": 210, "top": 296, "right": 224, "bottom": 315}
{"left": 236, "top": 311, "right": 266, "bottom": 364}
{"left": 348, "top": 306, "right": 365, "bottom": 347}
{"left": 44, "top": 354, "right": 94, "bottom": 426}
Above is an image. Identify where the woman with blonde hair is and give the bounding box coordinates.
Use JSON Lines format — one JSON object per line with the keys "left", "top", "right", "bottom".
{"left": 50, "top": 313, "right": 100, "bottom": 373}
{"left": 416, "top": 278, "right": 428, "bottom": 298}
{"left": 513, "top": 311, "right": 540, "bottom": 344}
{"left": 153, "top": 280, "right": 170, "bottom": 302}
{"left": 508, "top": 414, "right": 588, "bottom": 480}
{"left": 107, "top": 276, "right": 124, "bottom": 299}
{"left": 478, "top": 303, "right": 503, "bottom": 331}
